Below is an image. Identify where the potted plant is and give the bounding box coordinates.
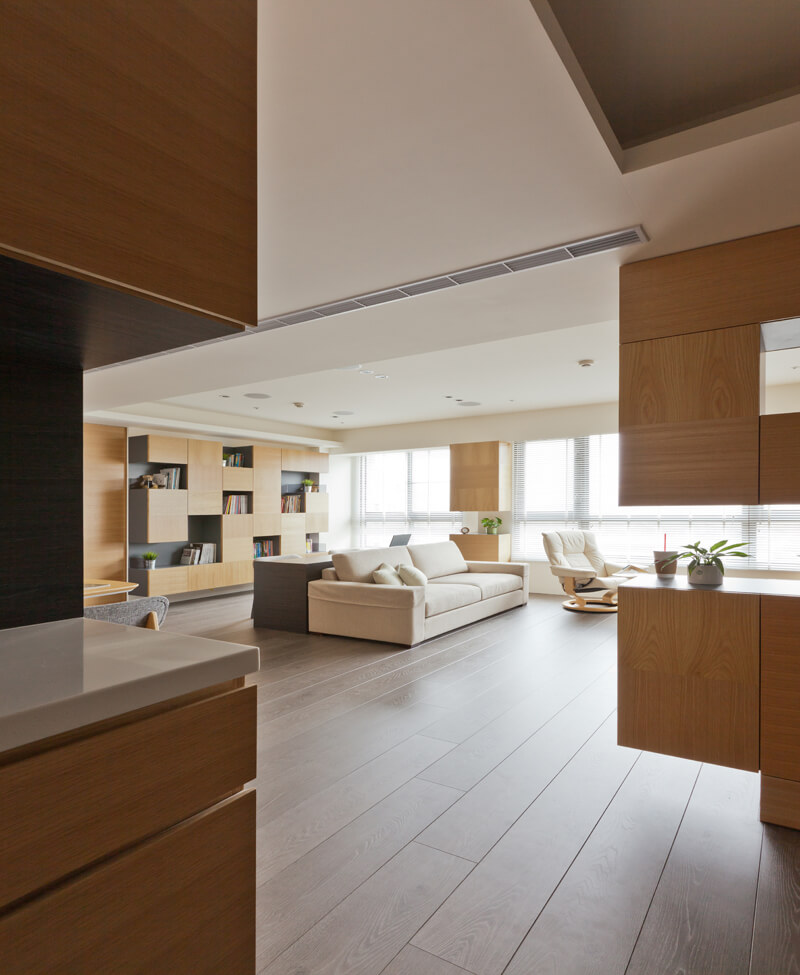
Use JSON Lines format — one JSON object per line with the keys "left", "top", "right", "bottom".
{"left": 302, "top": 479, "right": 315, "bottom": 493}
{"left": 143, "top": 551, "right": 159, "bottom": 570}
{"left": 481, "top": 516, "right": 502, "bottom": 535}
{"left": 659, "top": 540, "right": 748, "bottom": 586}
{"left": 222, "top": 453, "right": 230, "bottom": 467}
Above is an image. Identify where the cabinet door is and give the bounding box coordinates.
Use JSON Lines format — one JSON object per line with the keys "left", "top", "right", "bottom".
{"left": 761, "top": 596, "right": 800, "bottom": 780}
{"left": 280, "top": 513, "right": 306, "bottom": 554}
{"left": 129, "top": 490, "right": 187, "bottom": 543}
{"left": 188, "top": 440, "right": 222, "bottom": 516}
{"left": 253, "top": 446, "right": 282, "bottom": 512}
{"left": 281, "top": 448, "right": 329, "bottom": 474}
{"left": 449, "top": 442, "right": 510, "bottom": 511}
{"left": 222, "top": 515, "right": 254, "bottom": 562}
{"left": 304, "top": 492, "right": 329, "bottom": 533}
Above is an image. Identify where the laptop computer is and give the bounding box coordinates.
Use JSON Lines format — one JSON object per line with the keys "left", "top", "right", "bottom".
{"left": 389, "top": 533, "right": 411, "bottom": 547}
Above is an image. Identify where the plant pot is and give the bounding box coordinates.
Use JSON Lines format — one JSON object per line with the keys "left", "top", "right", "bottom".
{"left": 303, "top": 485, "right": 313, "bottom": 493}
{"left": 688, "top": 564, "right": 722, "bottom": 586}
{"left": 144, "top": 559, "right": 157, "bottom": 570}
{"left": 485, "top": 527, "right": 497, "bottom": 535}
{"left": 653, "top": 550, "right": 677, "bottom": 576}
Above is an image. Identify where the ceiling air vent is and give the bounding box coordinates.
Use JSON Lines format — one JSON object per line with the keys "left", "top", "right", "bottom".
{"left": 400, "top": 277, "right": 457, "bottom": 297}
{"left": 505, "top": 248, "right": 571, "bottom": 272}
{"left": 357, "top": 290, "right": 409, "bottom": 306}
{"left": 567, "top": 227, "right": 647, "bottom": 258}
{"left": 450, "top": 264, "right": 512, "bottom": 285}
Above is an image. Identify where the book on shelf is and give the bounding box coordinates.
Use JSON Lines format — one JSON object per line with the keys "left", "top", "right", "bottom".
{"left": 225, "top": 452, "right": 246, "bottom": 467}
{"left": 224, "top": 494, "right": 249, "bottom": 514}
{"left": 281, "top": 494, "right": 302, "bottom": 513}
{"left": 180, "top": 542, "right": 216, "bottom": 565}
{"left": 253, "top": 538, "right": 277, "bottom": 558}
{"left": 159, "top": 467, "right": 181, "bottom": 489}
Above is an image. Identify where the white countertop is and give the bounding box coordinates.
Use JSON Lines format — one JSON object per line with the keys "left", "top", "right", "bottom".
{"left": 620, "top": 573, "right": 800, "bottom": 598}
{"left": 0, "top": 618, "right": 260, "bottom": 752}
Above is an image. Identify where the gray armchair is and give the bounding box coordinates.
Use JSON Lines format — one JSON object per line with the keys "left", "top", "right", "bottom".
{"left": 85, "top": 596, "right": 169, "bottom": 630}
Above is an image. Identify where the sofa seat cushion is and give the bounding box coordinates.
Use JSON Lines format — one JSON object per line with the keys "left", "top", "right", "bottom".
{"left": 408, "top": 541, "right": 468, "bottom": 579}
{"left": 333, "top": 546, "right": 410, "bottom": 584}
{"left": 424, "top": 584, "right": 481, "bottom": 618}
{"left": 430, "top": 572, "right": 523, "bottom": 599}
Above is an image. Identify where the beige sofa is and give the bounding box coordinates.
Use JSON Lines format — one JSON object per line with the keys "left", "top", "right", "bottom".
{"left": 307, "top": 540, "right": 529, "bottom": 646}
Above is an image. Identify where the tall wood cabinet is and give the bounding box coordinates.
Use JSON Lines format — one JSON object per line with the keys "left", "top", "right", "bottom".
{"left": 449, "top": 442, "right": 511, "bottom": 512}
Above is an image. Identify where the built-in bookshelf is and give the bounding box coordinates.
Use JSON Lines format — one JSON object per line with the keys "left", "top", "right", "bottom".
{"left": 128, "top": 436, "right": 329, "bottom": 595}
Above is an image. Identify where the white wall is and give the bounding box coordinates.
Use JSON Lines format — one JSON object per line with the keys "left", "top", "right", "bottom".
{"left": 764, "top": 382, "right": 800, "bottom": 414}
{"left": 327, "top": 455, "right": 359, "bottom": 551}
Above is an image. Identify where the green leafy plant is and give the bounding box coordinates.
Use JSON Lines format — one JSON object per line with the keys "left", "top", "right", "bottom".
{"left": 481, "top": 516, "right": 502, "bottom": 531}
{"left": 302, "top": 479, "right": 314, "bottom": 486}
{"left": 660, "top": 540, "right": 748, "bottom": 576}
{"left": 143, "top": 551, "right": 159, "bottom": 562}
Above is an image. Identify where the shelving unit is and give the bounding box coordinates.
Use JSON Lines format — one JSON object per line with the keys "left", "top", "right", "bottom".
{"left": 128, "top": 435, "right": 330, "bottom": 596}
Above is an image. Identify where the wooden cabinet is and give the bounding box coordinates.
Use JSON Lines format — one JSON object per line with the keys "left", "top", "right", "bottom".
{"left": 449, "top": 442, "right": 511, "bottom": 512}
{"left": 0, "top": 0, "right": 256, "bottom": 328}
{"left": 223, "top": 466, "right": 254, "bottom": 492}
{"left": 760, "top": 413, "right": 800, "bottom": 503}
{"left": 83, "top": 423, "right": 128, "bottom": 605}
{"left": 254, "top": 513, "right": 282, "bottom": 537}
{"left": 618, "top": 583, "right": 760, "bottom": 771}
{"left": 131, "top": 566, "right": 190, "bottom": 597}
{"left": 280, "top": 513, "right": 307, "bottom": 555}
{"left": 304, "top": 492, "right": 329, "bottom": 533}
{"left": 222, "top": 514, "right": 254, "bottom": 562}
{"left": 129, "top": 489, "right": 188, "bottom": 543}
{"left": 281, "top": 448, "right": 330, "bottom": 474}
{"left": 253, "top": 446, "right": 282, "bottom": 512}
{"left": 449, "top": 533, "right": 511, "bottom": 562}
{"left": 761, "top": 596, "right": 800, "bottom": 781}
{"left": 188, "top": 439, "right": 222, "bottom": 515}
{"left": 0, "top": 684, "right": 256, "bottom": 973}
{"left": 129, "top": 435, "right": 187, "bottom": 465}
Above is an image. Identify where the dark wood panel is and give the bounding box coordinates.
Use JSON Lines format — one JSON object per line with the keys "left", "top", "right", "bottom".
{"left": 619, "top": 224, "right": 800, "bottom": 343}
{"left": 761, "top": 775, "right": 800, "bottom": 830}
{"left": 0, "top": 354, "right": 82, "bottom": 628}
{"left": 760, "top": 413, "right": 800, "bottom": 504}
{"left": 750, "top": 825, "right": 800, "bottom": 974}
{"left": 618, "top": 586, "right": 760, "bottom": 770}
{"left": 619, "top": 417, "right": 760, "bottom": 505}
{"left": 761, "top": 595, "right": 800, "bottom": 780}
{"left": 0, "top": 685, "right": 256, "bottom": 909}
{"left": 619, "top": 324, "right": 761, "bottom": 427}
{"left": 625, "top": 765, "right": 762, "bottom": 975}
{"left": 0, "top": 0, "right": 256, "bottom": 326}
{"left": 0, "top": 792, "right": 255, "bottom": 975}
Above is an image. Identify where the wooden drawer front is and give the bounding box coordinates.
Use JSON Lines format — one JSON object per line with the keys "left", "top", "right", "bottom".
{"left": 618, "top": 587, "right": 759, "bottom": 770}
{"left": 281, "top": 448, "right": 329, "bottom": 473}
{"left": 0, "top": 791, "right": 255, "bottom": 975}
{"left": 219, "top": 560, "right": 254, "bottom": 587}
{"left": 223, "top": 466, "right": 254, "bottom": 491}
{"left": 761, "top": 596, "right": 800, "bottom": 779}
{"left": 145, "top": 565, "right": 190, "bottom": 596}
{"left": 0, "top": 685, "right": 256, "bottom": 909}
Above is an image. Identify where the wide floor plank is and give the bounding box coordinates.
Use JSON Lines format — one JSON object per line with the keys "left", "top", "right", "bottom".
{"left": 750, "top": 825, "right": 800, "bottom": 975}
{"left": 382, "top": 945, "right": 473, "bottom": 975}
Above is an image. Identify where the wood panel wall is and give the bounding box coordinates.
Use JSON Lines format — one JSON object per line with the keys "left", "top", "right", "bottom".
{"left": 759, "top": 413, "right": 800, "bottom": 504}
{"left": 83, "top": 424, "right": 127, "bottom": 605}
{"left": 0, "top": 0, "right": 256, "bottom": 328}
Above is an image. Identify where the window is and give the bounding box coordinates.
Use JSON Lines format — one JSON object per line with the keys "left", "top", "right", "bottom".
{"left": 358, "top": 448, "right": 461, "bottom": 547}
{"left": 513, "top": 434, "right": 800, "bottom": 571}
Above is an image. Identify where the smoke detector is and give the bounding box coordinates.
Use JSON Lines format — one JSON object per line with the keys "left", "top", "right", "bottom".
{"left": 578, "top": 359, "right": 594, "bottom": 368}
{"left": 293, "top": 401, "right": 304, "bottom": 408}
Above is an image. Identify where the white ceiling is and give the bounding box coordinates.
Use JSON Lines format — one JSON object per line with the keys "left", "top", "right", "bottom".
{"left": 84, "top": 0, "right": 800, "bottom": 436}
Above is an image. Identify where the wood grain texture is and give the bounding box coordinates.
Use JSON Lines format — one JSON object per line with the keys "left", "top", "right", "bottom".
{"left": 263, "top": 842, "right": 471, "bottom": 975}
{"left": 254, "top": 513, "right": 282, "bottom": 537}
{"left": 128, "top": 488, "right": 188, "bottom": 543}
{"left": 304, "top": 491, "right": 329, "bottom": 533}
{"left": 223, "top": 465, "right": 254, "bottom": 492}
{"left": 129, "top": 434, "right": 187, "bottom": 465}
{"left": 253, "top": 446, "right": 282, "bottom": 513}
{"left": 280, "top": 512, "right": 307, "bottom": 555}
{"left": 383, "top": 946, "right": 473, "bottom": 975}
{"left": 750, "top": 825, "right": 800, "bottom": 974}
{"left": 619, "top": 224, "right": 800, "bottom": 343}
{"left": 618, "top": 586, "right": 759, "bottom": 770}
{"left": 619, "top": 417, "right": 760, "bottom": 505}
{"left": 760, "top": 413, "right": 800, "bottom": 504}
{"left": 281, "top": 449, "right": 330, "bottom": 474}
{"left": 761, "top": 596, "right": 800, "bottom": 780}
{"left": 504, "top": 752, "right": 699, "bottom": 975}
{"left": 449, "top": 441, "right": 511, "bottom": 512}
{"left": 413, "top": 717, "right": 638, "bottom": 975}
{"left": 761, "top": 776, "right": 800, "bottom": 830}
{"left": 619, "top": 324, "right": 761, "bottom": 427}
{"left": 222, "top": 514, "right": 254, "bottom": 561}
{"left": 83, "top": 424, "right": 128, "bottom": 596}
{"left": 625, "top": 764, "right": 762, "bottom": 975}
{"left": 0, "top": 0, "right": 256, "bottom": 326}
{"left": 188, "top": 438, "right": 222, "bottom": 515}
{"left": 449, "top": 533, "right": 511, "bottom": 562}
{"left": 0, "top": 791, "right": 256, "bottom": 975}
{"left": 0, "top": 685, "right": 255, "bottom": 910}
{"left": 129, "top": 565, "right": 189, "bottom": 597}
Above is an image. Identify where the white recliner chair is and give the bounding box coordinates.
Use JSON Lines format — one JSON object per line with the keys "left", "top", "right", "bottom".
{"left": 542, "top": 530, "right": 645, "bottom": 613}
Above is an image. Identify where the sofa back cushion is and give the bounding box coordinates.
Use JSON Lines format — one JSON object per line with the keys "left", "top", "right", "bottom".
{"left": 333, "top": 546, "right": 411, "bottom": 584}
{"left": 397, "top": 564, "right": 427, "bottom": 587}
{"left": 408, "top": 541, "right": 468, "bottom": 580}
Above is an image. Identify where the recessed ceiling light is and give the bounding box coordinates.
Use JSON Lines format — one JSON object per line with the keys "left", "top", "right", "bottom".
{"left": 219, "top": 394, "right": 230, "bottom": 398}
{"left": 244, "top": 392, "right": 271, "bottom": 399}
{"left": 578, "top": 359, "right": 594, "bottom": 368}
{"left": 457, "top": 401, "right": 481, "bottom": 407}
{"left": 332, "top": 410, "right": 354, "bottom": 415}
{"left": 337, "top": 364, "right": 363, "bottom": 371}
{"left": 374, "top": 374, "right": 389, "bottom": 380}
{"left": 359, "top": 369, "right": 374, "bottom": 375}
{"left": 444, "top": 395, "right": 453, "bottom": 399}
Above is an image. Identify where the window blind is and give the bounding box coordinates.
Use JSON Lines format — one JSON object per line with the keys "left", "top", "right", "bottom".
{"left": 358, "top": 448, "right": 461, "bottom": 548}
{"left": 512, "top": 434, "right": 800, "bottom": 572}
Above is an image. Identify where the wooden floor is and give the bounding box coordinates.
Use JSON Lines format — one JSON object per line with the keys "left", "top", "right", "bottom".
{"left": 164, "top": 593, "right": 800, "bottom": 975}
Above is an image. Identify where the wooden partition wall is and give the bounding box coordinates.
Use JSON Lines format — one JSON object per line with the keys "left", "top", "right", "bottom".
{"left": 83, "top": 424, "right": 128, "bottom": 606}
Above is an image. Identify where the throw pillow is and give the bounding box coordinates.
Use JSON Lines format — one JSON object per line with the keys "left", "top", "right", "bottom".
{"left": 397, "top": 564, "right": 427, "bottom": 587}
{"left": 373, "top": 563, "right": 404, "bottom": 586}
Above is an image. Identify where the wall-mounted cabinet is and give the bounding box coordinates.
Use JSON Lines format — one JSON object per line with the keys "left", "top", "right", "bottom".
{"left": 449, "top": 442, "right": 511, "bottom": 512}
{"left": 187, "top": 439, "right": 223, "bottom": 515}
{"left": 129, "top": 436, "right": 187, "bottom": 466}
{"left": 253, "top": 447, "right": 282, "bottom": 512}
{"left": 280, "top": 514, "right": 307, "bottom": 555}
{"left": 281, "top": 449, "right": 330, "bottom": 474}
{"left": 129, "top": 490, "right": 188, "bottom": 544}
{"left": 223, "top": 467, "right": 254, "bottom": 492}
{"left": 304, "top": 493, "right": 329, "bottom": 534}
{"left": 222, "top": 515, "right": 254, "bottom": 562}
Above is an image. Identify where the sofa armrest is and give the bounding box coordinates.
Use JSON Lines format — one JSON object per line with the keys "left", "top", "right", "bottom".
{"left": 548, "top": 564, "right": 594, "bottom": 580}
{"left": 466, "top": 561, "right": 526, "bottom": 576}
{"left": 308, "top": 579, "right": 424, "bottom": 609}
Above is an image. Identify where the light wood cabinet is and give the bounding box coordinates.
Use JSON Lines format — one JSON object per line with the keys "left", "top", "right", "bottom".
{"left": 449, "top": 533, "right": 511, "bottom": 562}
{"left": 280, "top": 513, "right": 307, "bottom": 555}
{"left": 129, "top": 489, "right": 188, "bottom": 543}
{"left": 222, "top": 514, "right": 254, "bottom": 562}
{"left": 304, "top": 492, "right": 329, "bottom": 533}
{"left": 281, "top": 448, "right": 330, "bottom": 474}
{"left": 131, "top": 566, "right": 190, "bottom": 597}
{"left": 253, "top": 446, "right": 282, "bottom": 511}
{"left": 83, "top": 424, "right": 128, "bottom": 605}
{"left": 129, "top": 435, "right": 187, "bottom": 465}
{"left": 222, "top": 466, "right": 254, "bottom": 492}
{"left": 449, "top": 442, "right": 511, "bottom": 512}
{"left": 0, "top": 0, "right": 256, "bottom": 328}
{"left": 254, "top": 513, "right": 282, "bottom": 537}
{"left": 187, "top": 439, "right": 223, "bottom": 516}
